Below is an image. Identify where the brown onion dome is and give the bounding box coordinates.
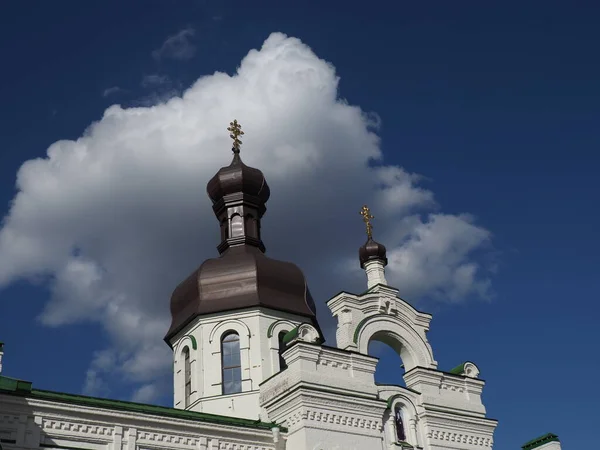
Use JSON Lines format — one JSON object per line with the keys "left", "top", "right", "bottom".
{"left": 359, "top": 238, "right": 388, "bottom": 269}
{"left": 164, "top": 121, "right": 321, "bottom": 343}
{"left": 206, "top": 151, "right": 270, "bottom": 206}
{"left": 166, "top": 245, "right": 318, "bottom": 340}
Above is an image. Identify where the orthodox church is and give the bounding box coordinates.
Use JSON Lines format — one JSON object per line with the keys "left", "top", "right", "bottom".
{"left": 0, "top": 121, "right": 562, "bottom": 450}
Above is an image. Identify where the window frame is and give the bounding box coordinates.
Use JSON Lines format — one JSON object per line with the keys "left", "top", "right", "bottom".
{"left": 183, "top": 346, "right": 191, "bottom": 407}
{"left": 277, "top": 330, "right": 288, "bottom": 370}
{"left": 221, "top": 331, "right": 242, "bottom": 395}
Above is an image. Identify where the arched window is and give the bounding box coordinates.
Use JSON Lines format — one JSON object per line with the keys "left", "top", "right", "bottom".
{"left": 245, "top": 214, "right": 258, "bottom": 239}
{"left": 183, "top": 347, "right": 191, "bottom": 407}
{"left": 221, "top": 332, "right": 242, "bottom": 394}
{"left": 230, "top": 214, "right": 244, "bottom": 238}
{"left": 394, "top": 404, "right": 407, "bottom": 442}
{"left": 278, "top": 331, "right": 288, "bottom": 370}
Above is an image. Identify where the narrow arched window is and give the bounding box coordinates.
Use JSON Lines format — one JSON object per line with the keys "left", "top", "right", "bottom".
{"left": 278, "top": 331, "right": 288, "bottom": 370}
{"left": 230, "top": 214, "right": 244, "bottom": 238}
{"left": 394, "top": 404, "right": 407, "bottom": 442}
{"left": 183, "top": 347, "right": 191, "bottom": 407}
{"left": 221, "top": 332, "right": 242, "bottom": 394}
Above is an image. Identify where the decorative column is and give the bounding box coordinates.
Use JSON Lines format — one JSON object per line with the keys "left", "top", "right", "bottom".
{"left": 112, "top": 425, "right": 123, "bottom": 450}
{"left": 363, "top": 259, "right": 387, "bottom": 288}
{"left": 385, "top": 413, "right": 397, "bottom": 448}
{"left": 408, "top": 418, "right": 418, "bottom": 448}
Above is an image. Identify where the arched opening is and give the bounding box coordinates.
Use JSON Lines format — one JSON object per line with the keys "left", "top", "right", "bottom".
{"left": 220, "top": 218, "right": 227, "bottom": 241}
{"left": 245, "top": 214, "right": 258, "bottom": 239}
{"left": 221, "top": 331, "right": 242, "bottom": 394}
{"left": 278, "top": 330, "right": 288, "bottom": 371}
{"left": 183, "top": 346, "right": 191, "bottom": 407}
{"left": 230, "top": 214, "right": 244, "bottom": 238}
{"left": 368, "top": 338, "right": 405, "bottom": 386}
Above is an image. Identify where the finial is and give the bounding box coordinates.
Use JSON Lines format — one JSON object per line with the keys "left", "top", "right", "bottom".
{"left": 360, "top": 205, "right": 374, "bottom": 239}
{"left": 227, "top": 119, "right": 244, "bottom": 153}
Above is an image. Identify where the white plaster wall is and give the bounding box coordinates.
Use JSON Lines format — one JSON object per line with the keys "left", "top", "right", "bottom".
{"left": 169, "top": 307, "right": 309, "bottom": 420}
{"left": 327, "top": 285, "right": 437, "bottom": 372}
{"left": 537, "top": 442, "right": 562, "bottom": 450}
{"left": 0, "top": 393, "right": 278, "bottom": 450}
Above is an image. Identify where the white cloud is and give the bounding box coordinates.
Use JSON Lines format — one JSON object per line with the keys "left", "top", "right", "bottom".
{"left": 0, "top": 33, "right": 495, "bottom": 398}
{"left": 103, "top": 86, "right": 123, "bottom": 97}
{"left": 131, "top": 383, "right": 161, "bottom": 403}
{"left": 83, "top": 349, "right": 116, "bottom": 396}
{"left": 152, "top": 28, "right": 196, "bottom": 61}
{"left": 385, "top": 213, "right": 492, "bottom": 302}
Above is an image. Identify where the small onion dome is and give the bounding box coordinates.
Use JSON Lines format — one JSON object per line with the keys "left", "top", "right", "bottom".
{"left": 359, "top": 238, "right": 388, "bottom": 269}
{"left": 206, "top": 152, "right": 270, "bottom": 205}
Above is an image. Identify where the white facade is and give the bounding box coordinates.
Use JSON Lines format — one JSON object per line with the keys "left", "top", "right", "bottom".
{"left": 0, "top": 195, "right": 563, "bottom": 450}
{"left": 168, "top": 308, "right": 309, "bottom": 420}
{"left": 0, "top": 262, "right": 564, "bottom": 450}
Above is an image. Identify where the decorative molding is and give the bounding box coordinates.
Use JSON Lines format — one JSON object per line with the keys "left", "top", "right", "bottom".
{"left": 286, "top": 408, "right": 382, "bottom": 431}
{"left": 208, "top": 319, "right": 251, "bottom": 344}
{"left": 440, "top": 382, "right": 465, "bottom": 393}
{"left": 267, "top": 320, "right": 296, "bottom": 338}
{"left": 429, "top": 429, "right": 493, "bottom": 447}
{"left": 138, "top": 430, "right": 198, "bottom": 446}
{"left": 42, "top": 418, "right": 114, "bottom": 438}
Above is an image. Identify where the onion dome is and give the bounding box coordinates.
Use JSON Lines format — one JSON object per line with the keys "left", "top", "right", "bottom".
{"left": 206, "top": 152, "right": 270, "bottom": 206}
{"left": 358, "top": 204, "right": 388, "bottom": 268}
{"left": 164, "top": 120, "right": 321, "bottom": 343}
{"left": 359, "top": 238, "right": 388, "bottom": 269}
{"left": 166, "top": 245, "right": 318, "bottom": 341}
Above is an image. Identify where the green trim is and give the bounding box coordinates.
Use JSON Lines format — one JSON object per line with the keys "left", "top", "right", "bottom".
{"left": 0, "top": 375, "right": 283, "bottom": 431}
{"left": 0, "top": 376, "right": 33, "bottom": 392}
{"left": 386, "top": 394, "right": 403, "bottom": 409}
{"left": 281, "top": 324, "right": 324, "bottom": 346}
{"left": 522, "top": 433, "right": 560, "bottom": 450}
{"left": 185, "top": 335, "right": 197, "bottom": 351}
{"left": 282, "top": 327, "right": 300, "bottom": 345}
{"left": 449, "top": 362, "right": 466, "bottom": 375}
{"left": 353, "top": 314, "right": 385, "bottom": 344}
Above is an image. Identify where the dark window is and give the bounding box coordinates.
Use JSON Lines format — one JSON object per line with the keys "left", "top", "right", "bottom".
{"left": 183, "top": 347, "right": 191, "bottom": 407}
{"left": 222, "top": 332, "right": 242, "bottom": 394}
{"left": 278, "top": 331, "right": 288, "bottom": 370}
{"left": 394, "top": 405, "right": 407, "bottom": 441}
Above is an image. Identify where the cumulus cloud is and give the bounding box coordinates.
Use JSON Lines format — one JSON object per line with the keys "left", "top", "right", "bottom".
{"left": 0, "top": 33, "right": 494, "bottom": 398}
{"left": 386, "top": 214, "right": 492, "bottom": 301}
{"left": 102, "top": 86, "right": 124, "bottom": 97}
{"left": 131, "top": 383, "right": 161, "bottom": 403}
{"left": 152, "top": 28, "right": 196, "bottom": 61}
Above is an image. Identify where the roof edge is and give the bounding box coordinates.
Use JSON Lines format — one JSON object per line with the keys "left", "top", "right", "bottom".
{"left": 0, "top": 375, "right": 284, "bottom": 432}
{"left": 522, "top": 433, "right": 560, "bottom": 450}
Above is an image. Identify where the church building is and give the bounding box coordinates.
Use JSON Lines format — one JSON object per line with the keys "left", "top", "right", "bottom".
{"left": 0, "top": 121, "right": 562, "bottom": 450}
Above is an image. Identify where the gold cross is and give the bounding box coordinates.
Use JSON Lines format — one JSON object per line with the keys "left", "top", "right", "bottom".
{"left": 227, "top": 119, "right": 244, "bottom": 153}
{"left": 360, "top": 205, "right": 374, "bottom": 239}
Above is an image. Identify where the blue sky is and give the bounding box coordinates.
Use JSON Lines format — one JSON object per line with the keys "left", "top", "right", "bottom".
{"left": 0, "top": 1, "right": 598, "bottom": 449}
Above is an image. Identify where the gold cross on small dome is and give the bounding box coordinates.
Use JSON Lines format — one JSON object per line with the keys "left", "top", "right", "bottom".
{"left": 227, "top": 120, "right": 244, "bottom": 153}
{"left": 360, "top": 205, "right": 374, "bottom": 239}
